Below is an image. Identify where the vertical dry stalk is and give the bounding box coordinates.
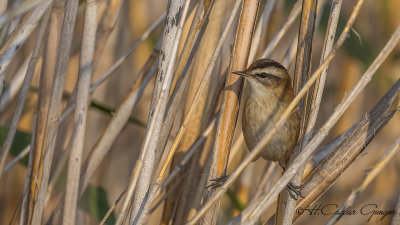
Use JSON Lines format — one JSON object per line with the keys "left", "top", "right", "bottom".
{"left": 294, "top": 0, "right": 342, "bottom": 186}
{"left": 135, "top": 1, "right": 242, "bottom": 223}
{"left": 13, "top": 8, "right": 52, "bottom": 224}
{"left": 291, "top": 0, "right": 318, "bottom": 146}
{"left": 19, "top": 115, "right": 37, "bottom": 225}
{"left": 121, "top": 0, "right": 190, "bottom": 224}
{"left": 124, "top": 10, "right": 204, "bottom": 203}
{"left": 161, "top": 0, "right": 207, "bottom": 220}
{"left": 62, "top": 1, "right": 97, "bottom": 224}
{"left": 23, "top": 2, "right": 63, "bottom": 223}
{"left": 168, "top": 1, "right": 206, "bottom": 101}
{"left": 277, "top": 0, "right": 318, "bottom": 224}
{"left": 305, "top": 0, "right": 343, "bottom": 143}
{"left": 154, "top": 0, "right": 222, "bottom": 189}
{"left": 203, "top": 0, "right": 260, "bottom": 224}
{"left": 292, "top": 0, "right": 319, "bottom": 140}
{"left": 162, "top": 1, "right": 225, "bottom": 224}
{"left": 30, "top": 0, "right": 80, "bottom": 223}
{"left": 132, "top": 1, "right": 222, "bottom": 223}
{"left": 214, "top": 0, "right": 259, "bottom": 185}
{"left": 293, "top": 0, "right": 318, "bottom": 95}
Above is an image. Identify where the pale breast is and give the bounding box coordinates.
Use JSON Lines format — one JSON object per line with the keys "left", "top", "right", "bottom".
{"left": 242, "top": 90, "right": 299, "bottom": 166}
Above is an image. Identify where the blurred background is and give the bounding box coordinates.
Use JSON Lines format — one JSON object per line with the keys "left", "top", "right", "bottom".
{"left": 0, "top": 0, "right": 399, "bottom": 224}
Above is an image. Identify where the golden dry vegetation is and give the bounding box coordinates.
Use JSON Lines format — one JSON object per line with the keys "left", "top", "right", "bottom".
{"left": 0, "top": 0, "right": 399, "bottom": 225}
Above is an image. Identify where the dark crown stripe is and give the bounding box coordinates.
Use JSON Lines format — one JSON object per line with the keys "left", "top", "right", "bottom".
{"left": 247, "top": 59, "right": 286, "bottom": 71}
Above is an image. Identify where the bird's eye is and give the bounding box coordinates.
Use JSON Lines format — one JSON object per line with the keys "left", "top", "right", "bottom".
{"left": 258, "top": 73, "right": 267, "bottom": 78}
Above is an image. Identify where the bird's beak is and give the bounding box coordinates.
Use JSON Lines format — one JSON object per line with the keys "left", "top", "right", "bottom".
{"left": 232, "top": 70, "right": 249, "bottom": 78}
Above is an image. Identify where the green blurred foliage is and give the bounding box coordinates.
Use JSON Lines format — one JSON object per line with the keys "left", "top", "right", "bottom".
{"left": 0, "top": 125, "right": 31, "bottom": 166}
{"left": 79, "top": 184, "right": 116, "bottom": 225}
{"left": 318, "top": 3, "right": 376, "bottom": 66}
{"left": 226, "top": 188, "right": 245, "bottom": 211}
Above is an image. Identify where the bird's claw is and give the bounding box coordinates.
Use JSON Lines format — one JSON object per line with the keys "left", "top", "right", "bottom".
{"left": 206, "top": 174, "right": 229, "bottom": 189}
{"left": 286, "top": 182, "right": 304, "bottom": 200}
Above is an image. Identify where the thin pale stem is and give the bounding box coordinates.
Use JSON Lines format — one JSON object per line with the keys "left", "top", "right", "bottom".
{"left": 30, "top": 0, "right": 80, "bottom": 223}
{"left": 262, "top": 0, "right": 302, "bottom": 58}
{"left": 248, "top": 0, "right": 276, "bottom": 63}
{"left": 62, "top": 0, "right": 97, "bottom": 224}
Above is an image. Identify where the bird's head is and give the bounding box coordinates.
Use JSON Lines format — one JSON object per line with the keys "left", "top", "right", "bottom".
{"left": 233, "top": 58, "right": 291, "bottom": 90}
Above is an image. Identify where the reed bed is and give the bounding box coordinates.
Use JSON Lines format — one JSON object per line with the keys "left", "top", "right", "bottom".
{"left": 0, "top": 0, "right": 399, "bottom": 225}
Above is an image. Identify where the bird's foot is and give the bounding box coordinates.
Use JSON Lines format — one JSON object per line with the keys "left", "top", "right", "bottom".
{"left": 206, "top": 174, "right": 229, "bottom": 189}
{"left": 286, "top": 182, "right": 304, "bottom": 200}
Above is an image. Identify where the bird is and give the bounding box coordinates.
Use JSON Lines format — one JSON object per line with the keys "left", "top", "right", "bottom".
{"left": 233, "top": 58, "right": 302, "bottom": 199}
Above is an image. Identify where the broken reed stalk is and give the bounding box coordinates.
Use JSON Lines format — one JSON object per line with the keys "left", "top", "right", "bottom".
{"left": 325, "top": 138, "right": 400, "bottom": 225}
{"left": 293, "top": 78, "right": 400, "bottom": 222}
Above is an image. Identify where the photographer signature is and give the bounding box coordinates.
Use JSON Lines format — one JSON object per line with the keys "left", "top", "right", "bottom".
{"left": 296, "top": 203, "right": 394, "bottom": 222}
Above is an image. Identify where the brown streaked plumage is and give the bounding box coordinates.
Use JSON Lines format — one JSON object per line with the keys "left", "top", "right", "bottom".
{"left": 246, "top": 58, "right": 286, "bottom": 71}
{"left": 207, "top": 59, "right": 302, "bottom": 199}
{"left": 233, "top": 58, "right": 300, "bottom": 168}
